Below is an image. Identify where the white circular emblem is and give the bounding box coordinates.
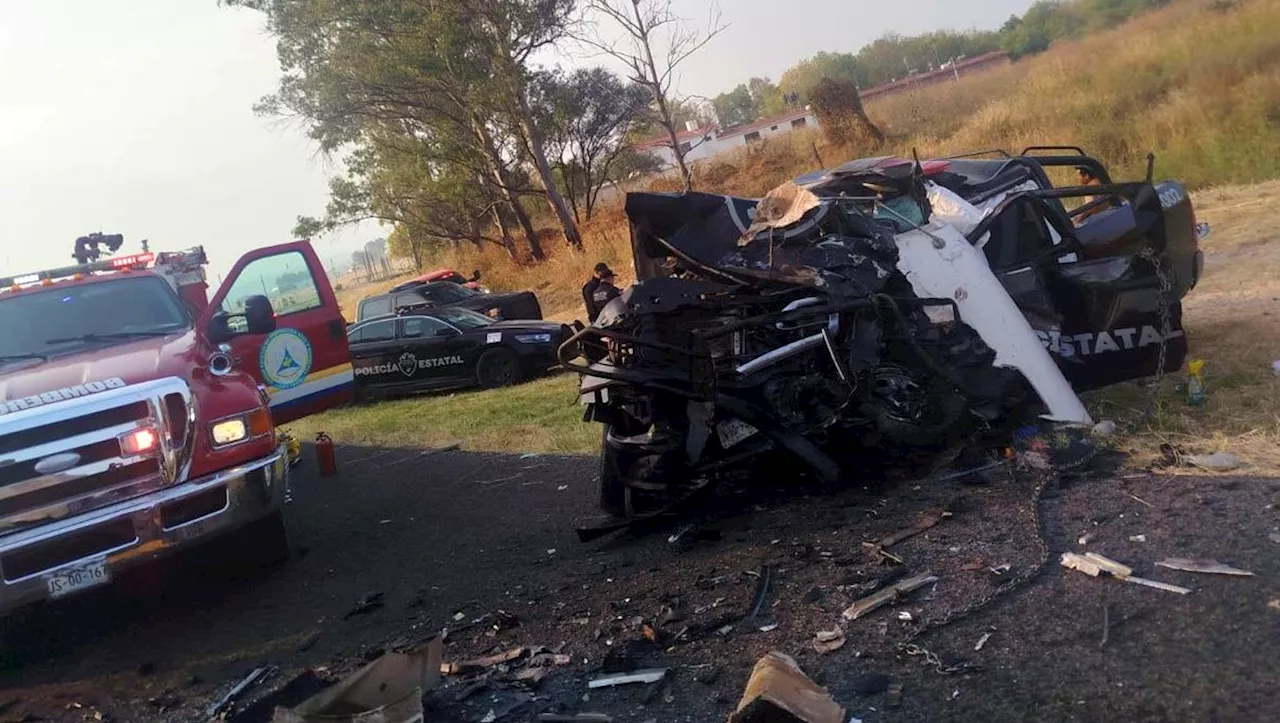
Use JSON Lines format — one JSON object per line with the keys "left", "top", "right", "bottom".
{"left": 259, "top": 328, "right": 313, "bottom": 390}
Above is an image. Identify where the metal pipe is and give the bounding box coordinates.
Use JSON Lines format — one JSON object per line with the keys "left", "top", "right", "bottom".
{"left": 735, "top": 333, "right": 825, "bottom": 375}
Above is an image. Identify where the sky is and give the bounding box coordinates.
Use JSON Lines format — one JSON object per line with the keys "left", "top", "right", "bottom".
{"left": 0, "top": 0, "right": 1036, "bottom": 283}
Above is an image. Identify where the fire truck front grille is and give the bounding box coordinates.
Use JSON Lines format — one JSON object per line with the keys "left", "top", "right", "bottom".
{"left": 0, "top": 378, "right": 193, "bottom": 540}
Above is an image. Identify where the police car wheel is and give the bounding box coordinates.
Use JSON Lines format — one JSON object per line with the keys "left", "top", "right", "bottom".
{"left": 477, "top": 348, "right": 521, "bottom": 388}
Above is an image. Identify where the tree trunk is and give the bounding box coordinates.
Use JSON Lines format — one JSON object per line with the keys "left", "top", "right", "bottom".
{"left": 516, "top": 105, "right": 584, "bottom": 251}
{"left": 633, "top": 1, "right": 693, "bottom": 193}
{"left": 473, "top": 114, "right": 545, "bottom": 261}
{"left": 479, "top": 172, "right": 518, "bottom": 260}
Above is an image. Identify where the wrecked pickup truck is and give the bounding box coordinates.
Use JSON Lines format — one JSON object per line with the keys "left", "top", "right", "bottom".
{"left": 560, "top": 148, "right": 1205, "bottom": 517}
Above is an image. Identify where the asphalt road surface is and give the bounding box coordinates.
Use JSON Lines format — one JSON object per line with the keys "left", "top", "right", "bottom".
{"left": 1, "top": 442, "right": 1277, "bottom": 722}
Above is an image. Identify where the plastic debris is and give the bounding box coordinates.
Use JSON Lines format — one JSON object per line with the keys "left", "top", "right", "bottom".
{"left": 274, "top": 640, "right": 442, "bottom": 723}
{"left": 730, "top": 652, "right": 845, "bottom": 723}
{"left": 812, "top": 629, "right": 846, "bottom": 655}
{"left": 208, "top": 665, "right": 274, "bottom": 718}
{"left": 1092, "top": 420, "right": 1117, "bottom": 437}
{"left": 1184, "top": 451, "right": 1243, "bottom": 471}
{"left": 343, "top": 592, "right": 385, "bottom": 620}
{"left": 1061, "top": 552, "right": 1191, "bottom": 595}
{"left": 1129, "top": 535, "right": 1147, "bottom": 543}
{"left": 587, "top": 669, "right": 667, "bottom": 689}
{"left": 974, "top": 632, "right": 992, "bottom": 651}
{"left": 1155, "top": 558, "right": 1254, "bottom": 577}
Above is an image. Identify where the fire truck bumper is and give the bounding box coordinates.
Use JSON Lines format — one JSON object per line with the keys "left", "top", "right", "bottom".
{"left": 0, "top": 447, "right": 289, "bottom": 616}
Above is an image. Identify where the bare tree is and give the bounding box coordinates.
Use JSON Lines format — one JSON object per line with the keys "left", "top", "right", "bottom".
{"left": 577, "top": 0, "right": 726, "bottom": 193}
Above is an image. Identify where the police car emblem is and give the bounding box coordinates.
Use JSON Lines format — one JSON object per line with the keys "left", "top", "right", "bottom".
{"left": 398, "top": 352, "right": 418, "bottom": 378}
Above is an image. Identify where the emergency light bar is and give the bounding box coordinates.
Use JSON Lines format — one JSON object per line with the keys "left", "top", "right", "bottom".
{"left": 0, "top": 251, "right": 157, "bottom": 289}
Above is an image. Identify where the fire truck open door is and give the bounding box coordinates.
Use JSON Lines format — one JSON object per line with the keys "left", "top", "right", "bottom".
{"left": 203, "top": 241, "right": 353, "bottom": 424}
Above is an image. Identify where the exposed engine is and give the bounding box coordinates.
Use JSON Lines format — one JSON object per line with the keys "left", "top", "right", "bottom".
{"left": 562, "top": 160, "right": 1035, "bottom": 518}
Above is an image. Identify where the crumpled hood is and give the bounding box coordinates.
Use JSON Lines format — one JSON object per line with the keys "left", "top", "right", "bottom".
{"left": 0, "top": 331, "right": 199, "bottom": 403}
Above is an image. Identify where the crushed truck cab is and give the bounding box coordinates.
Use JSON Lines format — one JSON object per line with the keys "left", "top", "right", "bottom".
{"left": 0, "top": 238, "right": 351, "bottom": 614}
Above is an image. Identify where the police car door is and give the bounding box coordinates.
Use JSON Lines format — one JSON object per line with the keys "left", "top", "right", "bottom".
{"left": 399, "top": 316, "right": 472, "bottom": 384}
{"left": 204, "top": 241, "right": 353, "bottom": 423}
{"left": 348, "top": 319, "right": 402, "bottom": 390}
{"left": 982, "top": 189, "right": 1183, "bottom": 392}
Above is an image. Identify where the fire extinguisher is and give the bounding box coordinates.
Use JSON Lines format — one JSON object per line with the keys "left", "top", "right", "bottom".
{"left": 315, "top": 432, "right": 337, "bottom": 477}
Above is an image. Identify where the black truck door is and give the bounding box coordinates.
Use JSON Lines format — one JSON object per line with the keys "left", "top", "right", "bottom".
{"left": 983, "top": 188, "right": 1185, "bottom": 392}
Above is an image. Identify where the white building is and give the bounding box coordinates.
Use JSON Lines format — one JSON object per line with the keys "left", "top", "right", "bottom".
{"left": 635, "top": 107, "right": 820, "bottom": 169}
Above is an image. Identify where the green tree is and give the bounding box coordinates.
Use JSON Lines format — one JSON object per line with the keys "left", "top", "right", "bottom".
{"left": 536, "top": 68, "right": 651, "bottom": 222}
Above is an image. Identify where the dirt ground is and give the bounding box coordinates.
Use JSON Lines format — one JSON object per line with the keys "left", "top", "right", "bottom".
{"left": 1, "top": 441, "right": 1277, "bottom": 723}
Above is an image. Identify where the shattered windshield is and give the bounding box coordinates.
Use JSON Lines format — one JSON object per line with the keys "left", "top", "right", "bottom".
{"left": 434, "top": 307, "right": 492, "bottom": 329}
{"left": 0, "top": 276, "right": 189, "bottom": 365}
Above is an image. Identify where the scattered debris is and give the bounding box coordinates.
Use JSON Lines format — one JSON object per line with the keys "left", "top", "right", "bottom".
{"left": 1127, "top": 493, "right": 1154, "bottom": 508}
{"left": 886, "top": 682, "right": 904, "bottom": 708}
{"left": 749, "top": 565, "right": 773, "bottom": 620}
{"left": 274, "top": 639, "right": 442, "bottom": 723}
{"left": 961, "top": 559, "right": 986, "bottom": 572}
{"left": 1270, "top": 532, "right": 1280, "bottom": 544}
{"left": 1129, "top": 535, "right": 1147, "bottom": 543}
{"left": 757, "top": 623, "right": 779, "bottom": 633}
{"left": 875, "top": 509, "right": 951, "bottom": 549}
{"left": 842, "top": 572, "right": 939, "bottom": 621}
{"left": 228, "top": 671, "right": 330, "bottom": 723}
{"left": 1091, "top": 420, "right": 1117, "bottom": 437}
{"left": 441, "top": 647, "right": 527, "bottom": 676}
{"left": 849, "top": 673, "right": 891, "bottom": 696}
{"left": 1077, "top": 532, "right": 1095, "bottom": 546}
{"left": 811, "top": 629, "right": 846, "bottom": 655}
{"left": 974, "top": 632, "right": 992, "bottom": 651}
{"left": 730, "top": 652, "right": 845, "bottom": 723}
{"left": 207, "top": 665, "right": 274, "bottom": 718}
{"left": 1155, "top": 558, "right": 1254, "bottom": 577}
{"left": 1061, "top": 553, "right": 1192, "bottom": 595}
{"left": 1184, "top": 451, "right": 1243, "bottom": 471}
{"left": 1269, "top": 599, "right": 1280, "bottom": 612}
{"left": 343, "top": 592, "right": 385, "bottom": 620}
{"left": 587, "top": 669, "right": 667, "bottom": 689}
{"left": 537, "top": 715, "right": 613, "bottom": 722}
{"left": 896, "top": 611, "right": 913, "bottom": 622}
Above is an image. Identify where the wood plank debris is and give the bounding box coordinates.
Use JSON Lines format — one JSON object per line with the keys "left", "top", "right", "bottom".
{"left": 441, "top": 647, "right": 526, "bottom": 676}
{"left": 1060, "top": 553, "right": 1191, "bottom": 595}
{"left": 730, "top": 652, "right": 845, "bottom": 723}
{"left": 1155, "top": 558, "right": 1255, "bottom": 577}
{"left": 842, "top": 572, "right": 938, "bottom": 621}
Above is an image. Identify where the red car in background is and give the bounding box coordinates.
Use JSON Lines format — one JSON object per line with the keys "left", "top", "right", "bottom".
{"left": 392, "top": 269, "right": 488, "bottom": 294}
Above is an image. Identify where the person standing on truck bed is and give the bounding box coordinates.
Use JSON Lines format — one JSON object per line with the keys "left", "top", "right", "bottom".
{"left": 582, "top": 262, "right": 614, "bottom": 322}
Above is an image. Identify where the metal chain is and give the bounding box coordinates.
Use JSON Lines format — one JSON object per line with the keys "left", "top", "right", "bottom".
{"left": 893, "top": 251, "right": 1174, "bottom": 674}
{"left": 897, "top": 465, "right": 1058, "bottom": 674}
{"left": 1135, "top": 248, "right": 1175, "bottom": 429}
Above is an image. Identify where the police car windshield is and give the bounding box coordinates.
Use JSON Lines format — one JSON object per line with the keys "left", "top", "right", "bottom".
{"left": 0, "top": 277, "right": 189, "bottom": 363}
{"left": 433, "top": 307, "right": 493, "bottom": 330}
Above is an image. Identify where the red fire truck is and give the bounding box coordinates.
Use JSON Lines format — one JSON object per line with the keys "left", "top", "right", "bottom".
{"left": 0, "top": 235, "right": 352, "bottom": 614}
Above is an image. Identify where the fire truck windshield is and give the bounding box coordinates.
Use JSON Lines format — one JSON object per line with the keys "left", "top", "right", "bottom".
{"left": 0, "top": 276, "right": 190, "bottom": 365}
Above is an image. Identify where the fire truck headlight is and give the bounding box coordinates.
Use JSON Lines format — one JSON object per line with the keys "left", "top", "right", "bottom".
{"left": 210, "top": 408, "right": 273, "bottom": 448}
{"left": 211, "top": 418, "right": 248, "bottom": 447}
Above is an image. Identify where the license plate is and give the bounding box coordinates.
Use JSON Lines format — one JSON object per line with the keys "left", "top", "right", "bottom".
{"left": 44, "top": 560, "right": 111, "bottom": 599}
{"left": 717, "top": 418, "right": 759, "bottom": 449}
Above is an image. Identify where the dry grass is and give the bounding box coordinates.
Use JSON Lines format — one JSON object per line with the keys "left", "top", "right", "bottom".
{"left": 1094, "top": 181, "right": 1280, "bottom": 474}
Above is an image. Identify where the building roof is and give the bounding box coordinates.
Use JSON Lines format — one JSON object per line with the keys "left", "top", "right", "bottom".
{"left": 634, "top": 125, "right": 719, "bottom": 151}
{"left": 716, "top": 108, "right": 812, "bottom": 140}
{"left": 860, "top": 51, "right": 1011, "bottom": 100}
